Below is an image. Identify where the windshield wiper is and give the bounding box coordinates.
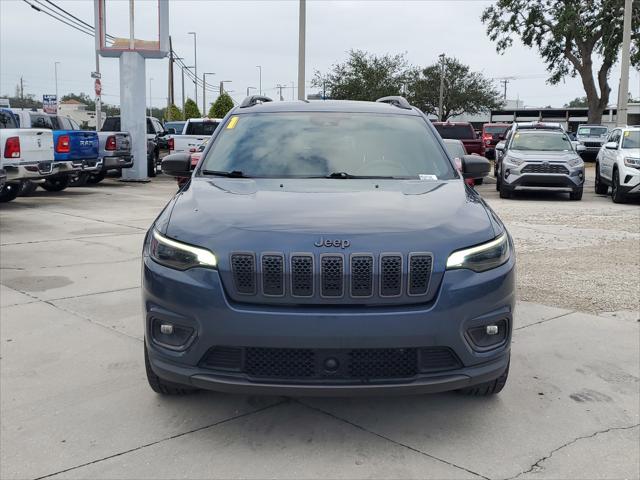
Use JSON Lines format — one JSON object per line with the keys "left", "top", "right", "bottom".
{"left": 201, "top": 169, "right": 250, "bottom": 178}
{"left": 325, "top": 172, "right": 398, "bottom": 179}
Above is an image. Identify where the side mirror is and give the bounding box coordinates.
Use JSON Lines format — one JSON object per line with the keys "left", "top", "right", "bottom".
{"left": 461, "top": 154, "right": 490, "bottom": 179}
{"left": 161, "top": 153, "right": 191, "bottom": 177}
{"left": 495, "top": 141, "right": 506, "bottom": 152}
{"left": 575, "top": 144, "right": 586, "bottom": 152}
{"left": 604, "top": 141, "right": 618, "bottom": 150}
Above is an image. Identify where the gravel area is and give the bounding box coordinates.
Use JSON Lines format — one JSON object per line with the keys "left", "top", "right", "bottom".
{"left": 478, "top": 164, "right": 640, "bottom": 315}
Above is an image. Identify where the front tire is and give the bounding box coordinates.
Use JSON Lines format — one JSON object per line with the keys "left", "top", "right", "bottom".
{"left": 41, "top": 176, "right": 70, "bottom": 192}
{"left": 499, "top": 180, "right": 512, "bottom": 198}
{"left": 569, "top": 188, "right": 583, "bottom": 201}
{"left": 144, "top": 343, "right": 198, "bottom": 395}
{"left": 611, "top": 169, "right": 626, "bottom": 203}
{"left": 594, "top": 164, "right": 608, "bottom": 195}
{"left": 457, "top": 360, "right": 509, "bottom": 396}
{"left": 0, "top": 182, "right": 21, "bottom": 203}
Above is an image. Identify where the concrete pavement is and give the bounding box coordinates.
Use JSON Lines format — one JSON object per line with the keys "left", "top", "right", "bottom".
{"left": 1, "top": 178, "right": 638, "bottom": 479}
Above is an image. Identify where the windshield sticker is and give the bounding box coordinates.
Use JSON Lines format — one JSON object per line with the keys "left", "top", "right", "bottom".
{"left": 419, "top": 174, "right": 438, "bottom": 181}
{"left": 226, "top": 116, "right": 239, "bottom": 129}
{"left": 624, "top": 131, "right": 630, "bottom": 137}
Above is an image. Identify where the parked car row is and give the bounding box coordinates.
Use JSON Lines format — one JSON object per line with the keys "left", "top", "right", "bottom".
{"left": 0, "top": 109, "right": 138, "bottom": 202}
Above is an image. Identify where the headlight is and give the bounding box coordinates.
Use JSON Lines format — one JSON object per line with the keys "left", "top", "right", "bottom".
{"left": 149, "top": 230, "right": 217, "bottom": 270}
{"left": 568, "top": 156, "right": 584, "bottom": 167}
{"left": 446, "top": 233, "right": 510, "bottom": 272}
{"left": 624, "top": 157, "right": 640, "bottom": 168}
{"left": 504, "top": 155, "right": 524, "bottom": 166}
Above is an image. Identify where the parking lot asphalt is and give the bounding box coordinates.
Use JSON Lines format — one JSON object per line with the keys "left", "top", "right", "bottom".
{"left": 1, "top": 175, "right": 638, "bottom": 480}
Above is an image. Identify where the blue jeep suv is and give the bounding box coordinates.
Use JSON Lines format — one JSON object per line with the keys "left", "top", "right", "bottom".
{"left": 143, "top": 96, "right": 515, "bottom": 397}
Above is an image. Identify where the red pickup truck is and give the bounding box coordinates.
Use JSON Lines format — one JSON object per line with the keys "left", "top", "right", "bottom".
{"left": 432, "top": 121, "right": 484, "bottom": 156}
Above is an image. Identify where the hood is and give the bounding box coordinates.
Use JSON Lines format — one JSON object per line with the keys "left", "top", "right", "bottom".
{"left": 508, "top": 150, "right": 579, "bottom": 162}
{"left": 162, "top": 177, "right": 496, "bottom": 256}
{"left": 159, "top": 178, "right": 498, "bottom": 306}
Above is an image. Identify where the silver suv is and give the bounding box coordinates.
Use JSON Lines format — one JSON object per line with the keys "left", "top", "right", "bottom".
{"left": 576, "top": 124, "right": 609, "bottom": 160}
{"left": 495, "top": 128, "right": 585, "bottom": 200}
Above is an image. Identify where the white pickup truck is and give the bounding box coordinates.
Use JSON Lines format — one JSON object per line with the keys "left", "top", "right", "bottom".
{"left": 0, "top": 108, "right": 55, "bottom": 202}
{"left": 169, "top": 117, "right": 222, "bottom": 154}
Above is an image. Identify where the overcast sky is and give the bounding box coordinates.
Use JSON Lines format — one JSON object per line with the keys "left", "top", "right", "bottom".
{"left": 1, "top": 0, "right": 638, "bottom": 110}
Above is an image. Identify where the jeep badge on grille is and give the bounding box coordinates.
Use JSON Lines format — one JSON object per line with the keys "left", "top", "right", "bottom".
{"left": 314, "top": 237, "right": 351, "bottom": 249}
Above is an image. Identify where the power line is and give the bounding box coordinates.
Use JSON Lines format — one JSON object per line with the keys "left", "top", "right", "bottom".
{"left": 23, "top": 0, "right": 94, "bottom": 37}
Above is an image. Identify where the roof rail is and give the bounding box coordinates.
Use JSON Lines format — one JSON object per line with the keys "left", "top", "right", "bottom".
{"left": 240, "top": 95, "right": 273, "bottom": 108}
{"left": 375, "top": 96, "right": 412, "bottom": 110}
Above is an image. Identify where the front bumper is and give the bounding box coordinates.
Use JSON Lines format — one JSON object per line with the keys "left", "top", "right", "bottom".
{"left": 503, "top": 162, "right": 584, "bottom": 191}
{"left": 142, "top": 248, "right": 516, "bottom": 396}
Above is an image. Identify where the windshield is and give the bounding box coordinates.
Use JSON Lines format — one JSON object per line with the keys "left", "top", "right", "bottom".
{"left": 622, "top": 130, "right": 640, "bottom": 150}
{"left": 433, "top": 123, "right": 475, "bottom": 140}
{"left": 185, "top": 121, "right": 220, "bottom": 135}
{"left": 510, "top": 131, "right": 573, "bottom": 151}
{"left": 201, "top": 113, "right": 456, "bottom": 179}
{"left": 444, "top": 140, "right": 466, "bottom": 158}
{"left": 578, "top": 126, "right": 608, "bottom": 136}
{"left": 484, "top": 126, "right": 509, "bottom": 135}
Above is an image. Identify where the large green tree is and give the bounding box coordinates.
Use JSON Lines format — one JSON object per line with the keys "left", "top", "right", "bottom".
{"left": 407, "top": 56, "right": 503, "bottom": 120}
{"left": 208, "top": 93, "right": 234, "bottom": 118}
{"left": 183, "top": 98, "right": 201, "bottom": 119}
{"left": 482, "top": 0, "right": 640, "bottom": 124}
{"left": 564, "top": 96, "right": 589, "bottom": 108}
{"left": 312, "top": 50, "right": 411, "bottom": 101}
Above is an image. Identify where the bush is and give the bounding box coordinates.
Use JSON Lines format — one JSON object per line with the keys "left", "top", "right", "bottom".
{"left": 208, "top": 93, "right": 234, "bottom": 118}
{"left": 183, "top": 98, "right": 201, "bottom": 119}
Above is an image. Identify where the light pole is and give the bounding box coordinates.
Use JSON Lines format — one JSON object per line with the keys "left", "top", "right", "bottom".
{"left": 438, "top": 53, "right": 445, "bottom": 121}
{"left": 246, "top": 86, "right": 256, "bottom": 96}
{"left": 148, "top": 77, "right": 154, "bottom": 117}
{"left": 54, "top": 61, "right": 60, "bottom": 111}
{"left": 203, "top": 72, "right": 215, "bottom": 115}
{"left": 188, "top": 32, "right": 198, "bottom": 105}
{"left": 297, "top": 0, "right": 306, "bottom": 100}
{"left": 255, "top": 65, "right": 262, "bottom": 95}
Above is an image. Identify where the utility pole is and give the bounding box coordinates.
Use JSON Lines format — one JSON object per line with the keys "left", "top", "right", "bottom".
{"left": 168, "top": 37, "right": 174, "bottom": 116}
{"left": 203, "top": 72, "right": 214, "bottom": 115}
{"left": 277, "top": 84, "right": 285, "bottom": 101}
{"left": 219, "top": 80, "right": 232, "bottom": 96}
{"left": 246, "top": 86, "right": 256, "bottom": 96}
{"left": 95, "top": 53, "right": 102, "bottom": 129}
{"left": 20, "top": 76, "right": 24, "bottom": 102}
{"left": 438, "top": 54, "right": 445, "bottom": 121}
{"left": 54, "top": 62, "right": 60, "bottom": 108}
{"left": 188, "top": 32, "right": 198, "bottom": 105}
{"left": 501, "top": 79, "right": 509, "bottom": 101}
{"left": 617, "top": 0, "right": 632, "bottom": 126}
{"left": 256, "top": 65, "right": 262, "bottom": 95}
{"left": 181, "top": 66, "right": 185, "bottom": 114}
{"left": 297, "top": 0, "right": 306, "bottom": 100}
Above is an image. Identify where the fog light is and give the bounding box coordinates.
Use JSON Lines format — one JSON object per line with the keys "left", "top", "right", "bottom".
{"left": 466, "top": 319, "right": 508, "bottom": 350}
{"left": 160, "top": 324, "right": 174, "bottom": 335}
{"left": 151, "top": 319, "right": 194, "bottom": 349}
